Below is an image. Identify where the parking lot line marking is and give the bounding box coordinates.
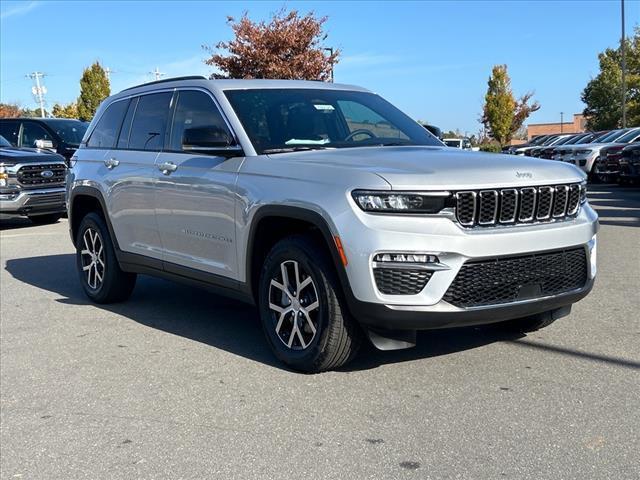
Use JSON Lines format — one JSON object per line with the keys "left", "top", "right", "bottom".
{"left": 0, "top": 232, "right": 63, "bottom": 239}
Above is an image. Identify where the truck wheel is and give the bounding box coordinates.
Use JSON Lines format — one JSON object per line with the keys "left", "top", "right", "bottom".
{"left": 496, "top": 311, "right": 557, "bottom": 334}
{"left": 258, "top": 235, "right": 362, "bottom": 373}
{"left": 28, "top": 213, "right": 62, "bottom": 225}
{"left": 76, "top": 212, "right": 136, "bottom": 304}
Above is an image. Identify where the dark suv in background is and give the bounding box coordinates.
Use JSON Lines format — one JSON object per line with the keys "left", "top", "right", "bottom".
{"left": 0, "top": 118, "right": 88, "bottom": 164}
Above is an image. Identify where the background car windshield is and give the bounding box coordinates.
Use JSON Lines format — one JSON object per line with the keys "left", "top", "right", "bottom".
{"left": 47, "top": 120, "right": 88, "bottom": 146}
{"left": 445, "top": 140, "right": 461, "bottom": 147}
{"left": 224, "top": 88, "right": 443, "bottom": 154}
{"left": 0, "top": 135, "right": 11, "bottom": 147}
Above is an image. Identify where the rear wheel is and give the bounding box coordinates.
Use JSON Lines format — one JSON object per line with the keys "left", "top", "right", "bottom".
{"left": 76, "top": 212, "right": 136, "bottom": 304}
{"left": 258, "top": 235, "right": 361, "bottom": 373}
{"left": 28, "top": 213, "right": 62, "bottom": 225}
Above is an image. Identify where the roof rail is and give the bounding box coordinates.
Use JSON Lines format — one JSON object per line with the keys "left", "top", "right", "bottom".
{"left": 121, "top": 75, "right": 207, "bottom": 92}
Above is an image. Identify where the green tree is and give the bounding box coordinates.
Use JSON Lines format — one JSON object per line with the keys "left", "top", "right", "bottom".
{"left": 77, "top": 62, "right": 110, "bottom": 121}
{"left": 204, "top": 9, "right": 339, "bottom": 81}
{"left": 582, "top": 27, "right": 640, "bottom": 130}
{"left": 481, "top": 65, "right": 540, "bottom": 146}
{"left": 52, "top": 102, "right": 79, "bottom": 119}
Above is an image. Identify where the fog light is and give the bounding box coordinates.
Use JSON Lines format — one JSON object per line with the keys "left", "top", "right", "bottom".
{"left": 588, "top": 235, "right": 597, "bottom": 279}
{"left": 374, "top": 253, "right": 440, "bottom": 264}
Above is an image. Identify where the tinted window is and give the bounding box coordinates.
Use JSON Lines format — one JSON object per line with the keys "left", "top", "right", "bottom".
{"left": 0, "top": 121, "right": 19, "bottom": 146}
{"left": 44, "top": 120, "right": 88, "bottom": 146}
{"left": 128, "top": 92, "right": 172, "bottom": 151}
{"left": 169, "top": 90, "right": 231, "bottom": 151}
{"left": 21, "top": 122, "right": 54, "bottom": 148}
{"left": 117, "top": 97, "right": 138, "bottom": 149}
{"left": 87, "top": 100, "right": 129, "bottom": 148}
{"left": 225, "top": 89, "right": 442, "bottom": 154}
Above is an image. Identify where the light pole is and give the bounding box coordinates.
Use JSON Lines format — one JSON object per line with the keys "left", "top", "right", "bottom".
{"left": 621, "top": 0, "right": 627, "bottom": 128}
{"left": 324, "top": 48, "right": 334, "bottom": 83}
{"left": 560, "top": 112, "right": 564, "bottom": 133}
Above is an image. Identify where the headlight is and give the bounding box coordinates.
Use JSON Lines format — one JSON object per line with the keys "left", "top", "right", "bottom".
{"left": 352, "top": 190, "right": 450, "bottom": 213}
{"left": 0, "top": 166, "right": 7, "bottom": 187}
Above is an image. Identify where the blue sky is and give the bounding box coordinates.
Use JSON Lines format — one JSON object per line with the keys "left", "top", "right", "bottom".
{"left": 1, "top": 0, "right": 638, "bottom": 134}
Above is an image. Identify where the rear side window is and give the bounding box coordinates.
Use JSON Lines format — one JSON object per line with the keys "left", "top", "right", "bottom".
{"left": 169, "top": 90, "right": 231, "bottom": 151}
{"left": 117, "top": 97, "right": 138, "bottom": 149}
{"left": 0, "top": 121, "right": 20, "bottom": 146}
{"left": 128, "top": 92, "right": 172, "bottom": 151}
{"left": 87, "top": 100, "right": 129, "bottom": 148}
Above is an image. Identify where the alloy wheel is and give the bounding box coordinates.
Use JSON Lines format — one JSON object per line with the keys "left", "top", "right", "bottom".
{"left": 80, "top": 227, "right": 105, "bottom": 290}
{"left": 268, "top": 260, "right": 320, "bottom": 350}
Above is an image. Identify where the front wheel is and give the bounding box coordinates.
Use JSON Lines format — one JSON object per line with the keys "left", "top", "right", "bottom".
{"left": 76, "top": 212, "right": 136, "bottom": 304}
{"left": 258, "top": 235, "right": 362, "bottom": 373}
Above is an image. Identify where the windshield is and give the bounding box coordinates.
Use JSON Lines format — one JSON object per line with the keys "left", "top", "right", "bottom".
{"left": 44, "top": 120, "right": 88, "bottom": 146}
{"left": 598, "top": 129, "right": 626, "bottom": 143}
{"left": 616, "top": 128, "right": 640, "bottom": 143}
{"left": 444, "top": 139, "right": 462, "bottom": 148}
{"left": 224, "top": 89, "right": 443, "bottom": 154}
{"left": 0, "top": 135, "right": 11, "bottom": 147}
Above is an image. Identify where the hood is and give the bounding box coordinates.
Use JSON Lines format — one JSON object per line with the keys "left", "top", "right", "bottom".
{"left": 0, "top": 147, "right": 65, "bottom": 165}
{"left": 267, "top": 146, "right": 585, "bottom": 190}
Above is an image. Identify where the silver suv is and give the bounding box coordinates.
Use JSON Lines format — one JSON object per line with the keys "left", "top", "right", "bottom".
{"left": 67, "top": 77, "right": 598, "bottom": 372}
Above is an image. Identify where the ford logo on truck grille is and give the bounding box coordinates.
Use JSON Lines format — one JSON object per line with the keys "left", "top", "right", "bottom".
{"left": 40, "top": 170, "right": 54, "bottom": 178}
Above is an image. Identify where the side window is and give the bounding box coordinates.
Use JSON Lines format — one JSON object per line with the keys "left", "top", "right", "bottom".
{"left": 87, "top": 100, "right": 129, "bottom": 148}
{"left": 0, "top": 121, "right": 20, "bottom": 146}
{"left": 21, "top": 122, "right": 55, "bottom": 148}
{"left": 337, "top": 100, "right": 409, "bottom": 140}
{"left": 128, "top": 92, "right": 172, "bottom": 151}
{"left": 117, "top": 97, "right": 138, "bottom": 149}
{"left": 169, "top": 90, "right": 231, "bottom": 151}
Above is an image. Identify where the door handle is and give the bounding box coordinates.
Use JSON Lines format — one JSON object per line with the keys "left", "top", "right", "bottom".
{"left": 104, "top": 158, "right": 120, "bottom": 169}
{"left": 158, "top": 161, "right": 178, "bottom": 175}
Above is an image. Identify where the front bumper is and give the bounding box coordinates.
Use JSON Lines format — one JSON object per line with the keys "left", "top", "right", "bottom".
{"left": 338, "top": 202, "right": 598, "bottom": 330}
{"left": 0, "top": 188, "right": 66, "bottom": 216}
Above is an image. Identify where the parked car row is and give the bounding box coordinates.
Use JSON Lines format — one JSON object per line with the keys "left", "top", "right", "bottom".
{"left": 504, "top": 127, "right": 640, "bottom": 182}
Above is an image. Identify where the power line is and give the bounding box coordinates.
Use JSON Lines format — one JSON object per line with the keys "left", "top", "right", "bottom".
{"left": 26, "top": 72, "right": 47, "bottom": 117}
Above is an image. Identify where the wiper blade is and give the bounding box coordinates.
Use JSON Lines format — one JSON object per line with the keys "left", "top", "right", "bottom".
{"left": 263, "top": 146, "right": 331, "bottom": 154}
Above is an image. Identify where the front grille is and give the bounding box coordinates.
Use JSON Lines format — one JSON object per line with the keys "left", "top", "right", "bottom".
{"left": 443, "top": 247, "right": 588, "bottom": 308}
{"left": 374, "top": 268, "right": 433, "bottom": 295}
{"left": 17, "top": 164, "right": 66, "bottom": 187}
{"left": 455, "top": 183, "right": 583, "bottom": 228}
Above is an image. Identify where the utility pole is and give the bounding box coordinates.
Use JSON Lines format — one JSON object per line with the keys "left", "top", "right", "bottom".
{"left": 104, "top": 67, "right": 116, "bottom": 82}
{"left": 149, "top": 67, "right": 165, "bottom": 81}
{"left": 621, "top": 0, "right": 627, "bottom": 128}
{"left": 560, "top": 112, "right": 564, "bottom": 133}
{"left": 26, "top": 72, "right": 47, "bottom": 118}
{"left": 324, "top": 48, "right": 334, "bottom": 83}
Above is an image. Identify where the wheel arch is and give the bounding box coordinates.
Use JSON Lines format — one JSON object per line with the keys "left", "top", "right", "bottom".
{"left": 68, "top": 186, "right": 118, "bottom": 250}
{"left": 245, "top": 205, "right": 352, "bottom": 305}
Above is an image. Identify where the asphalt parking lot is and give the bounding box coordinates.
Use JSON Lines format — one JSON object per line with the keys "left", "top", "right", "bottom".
{"left": 1, "top": 185, "right": 638, "bottom": 480}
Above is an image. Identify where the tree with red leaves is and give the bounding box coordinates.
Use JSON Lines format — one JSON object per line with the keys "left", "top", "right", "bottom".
{"left": 204, "top": 9, "right": 339, "bottom": 81}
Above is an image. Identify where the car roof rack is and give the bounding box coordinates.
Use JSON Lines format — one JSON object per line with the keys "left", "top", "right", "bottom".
{"left": 121, "top": 75, "right": 207, "bottom": 92}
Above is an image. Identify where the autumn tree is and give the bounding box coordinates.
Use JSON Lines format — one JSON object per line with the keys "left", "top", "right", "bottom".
{"left": 582, "top": 26, "right": 640, "bottom": 130}
{"left": 77, "top": 62, "right": 110, "bottom": 121}
{"left": 481, "top": 65, "right": 540, "bottom": 146}
{"left": 204, "top": 9, "right": 339, "bottom": 81}
{"left": 52, "top": 102, "right": 79, "bottom": 119}
{"left": 0, "top": 103, "right": 22, "bottom": 118}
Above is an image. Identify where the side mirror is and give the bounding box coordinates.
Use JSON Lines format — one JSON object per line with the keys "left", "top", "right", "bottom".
{"left": 182, "top": 127, "right": 241, "bottom": 156}
{"left": 35, "top": 139, "right": 54, "bottom": 149}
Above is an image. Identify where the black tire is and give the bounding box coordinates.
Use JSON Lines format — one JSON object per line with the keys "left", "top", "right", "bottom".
{"left": 495, "top": 311, "right": 557, "bottom": 334}
{"left": 28, "top": 213, "right": 62, "bottom": 225}
{"left": 76, "top": 212, "right": 136, "bottom": 304}
{"left": 258, "top": 234, "right": 362, "bottom": 373}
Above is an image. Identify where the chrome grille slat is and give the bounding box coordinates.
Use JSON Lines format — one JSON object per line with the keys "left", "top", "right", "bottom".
{"left": 454, "top": 183, "right": 582, "bottom": 228}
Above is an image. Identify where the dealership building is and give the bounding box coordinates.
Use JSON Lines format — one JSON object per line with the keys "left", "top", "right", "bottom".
{"left": 527, "top": 113, "right": 586, "bottom": 140}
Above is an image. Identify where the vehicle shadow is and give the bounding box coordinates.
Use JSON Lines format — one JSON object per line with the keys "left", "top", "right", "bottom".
{"left": 0, "top": 217, "right": 37, "bottom": 231}
{"left": 5, "top": 254, "right": 518, "bottom": 372}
